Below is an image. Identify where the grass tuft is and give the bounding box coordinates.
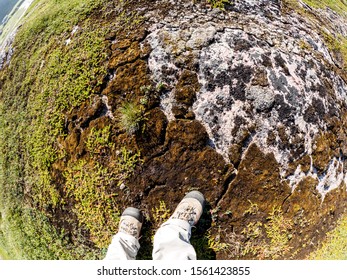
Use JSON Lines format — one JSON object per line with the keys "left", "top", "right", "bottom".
{"left": 117, "top": 100, "right": 147, "bottom": 135}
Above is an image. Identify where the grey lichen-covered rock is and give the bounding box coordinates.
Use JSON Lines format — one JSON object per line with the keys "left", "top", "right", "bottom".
{"left": 133, "top": 0, "right": 347, "bottom": 258}
{"left": 144, "top": 0, "right": 347, "bottom": 196}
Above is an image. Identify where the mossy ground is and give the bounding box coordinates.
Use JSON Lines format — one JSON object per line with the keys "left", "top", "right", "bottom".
{"left": 310, "top": 212, "right": 347, "bottom": 259}
{"left": 283, "top": 0, "right": 347, "bottom": 71}
{"left": 0, "top": 0, "right": 219, "bottom": 260}
{"left": 0, "top": 0, "right": 139, "bottom": 259}
{"left": 283, "top": 1, "right": 347, "bottom": 259}
{"left": 302, "top": 0, "right": 347, "bottom": 14}
{"left": 1, "top": 0, "right": 347, "bottom": 260}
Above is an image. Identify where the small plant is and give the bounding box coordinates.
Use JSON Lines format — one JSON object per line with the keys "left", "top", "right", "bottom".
{"left": 206, "top": 0, "right": 231, "bottom": 9}
{"left": 85, "top": 125, "right": 115, "bottom": 156}
{"left": 206, "top": 228, "right": 230, "bottom": 252}
{"left": 115, "top": 147, "right": 142, "bottom": 184}
{"left": 152, "top": 201, "right": 171, "bottom": 226}
{"left": 139, "top": 96, "right": 148, "bottom": 106}
{"left": 243, "top": 200, "right": 259, "bottom": 216}
{"left": 140, "top": 85, "right": 152, "bottom": 94}
{"left": 117, "top": 100, "right": 147, "bottom": 135}
{"left": 156, "top": 82, "right": 165, "bottom": 91}
{"left": 242, "top": 221, "right": 263, "bottom": 240}
{"left": 238, "top": 206, "right": 293, "bottom": 259}
{"left": 263, "top": 206, "right": 293, "bottom": 259}
{"left": 64, "top": 160, "right": 120, "bottom": 248}
{"left": 210, "top": 206, "right": 221, "bottom": 225}
{"left": 298, "top": 39, "right": 312, "bottom": 51}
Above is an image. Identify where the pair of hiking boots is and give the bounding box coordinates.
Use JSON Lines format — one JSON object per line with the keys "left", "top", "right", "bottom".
{"left": 118, "top": 191, "right": 205, "bottom": 238}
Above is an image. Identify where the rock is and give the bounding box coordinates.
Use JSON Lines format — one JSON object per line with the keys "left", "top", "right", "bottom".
{"left": 186, "top": 24, "right": 217, "bottom": 49}
{"left": 139, "top": 0, "right": 347, "bottom": 259}
{"left": 245, "top": 85, "right": 275, "bottom": 112}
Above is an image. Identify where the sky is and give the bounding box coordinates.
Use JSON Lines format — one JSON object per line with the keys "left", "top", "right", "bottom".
{"left": 0, "top": 0, "right": 21, "bottom": 24}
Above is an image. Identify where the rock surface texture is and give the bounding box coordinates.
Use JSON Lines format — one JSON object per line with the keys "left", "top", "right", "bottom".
{"left": 2, "top": 0, "right": 347, "bottom": 260}
{"left": 122, "top": 0, "right": 347, "bottom": 259}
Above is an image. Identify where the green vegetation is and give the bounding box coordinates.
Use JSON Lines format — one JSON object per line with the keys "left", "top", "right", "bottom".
{"left": 283, "top": 1, "right": 347, "bottom": 70}
{"left": 206, "top": 0, "right": 231, "bottom": 9}
{"left": 263, "top": 207, "right": 293, "bottom": 258}
{"left": 302, "top": 0, "right": 347, "bottom": 15}
{"left": 117, "top": 100, "right": 147, "bottom": 135}
{"left": 151, "top": 200, "right": 171, "bottom": 226}
{"left": 321, "top": 31, "right": 347, "bottom": 70}
{"left": 64, "top": 161, "right": 120, "bottom": 248}
{"left": 86, "top": 126, "right": 115, "bottom": 157}
{"left": 0, "top": 0, "right": 144, "bottom": 259}
{"left": 206, "top": 228, "right": 230, "bottom": 253}
{"left": 63, "top": 127, "right": 141, "bottom": 250}
{"left": 283, "top": 0, "right": 347, "bottom": 15}
{"left": 239, "top": 206, "right": 293, "bottom": 259}
{"left": 310, "top": 214, "right": 347, "bottom": 259}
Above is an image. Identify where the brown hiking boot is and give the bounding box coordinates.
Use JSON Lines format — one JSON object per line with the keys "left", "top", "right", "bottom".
{"left": 170, "top": 191, "right": 205, "bottom": 226}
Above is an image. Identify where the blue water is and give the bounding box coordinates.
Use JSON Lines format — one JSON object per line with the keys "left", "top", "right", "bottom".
{"left": 0, "top": 0, "right": 20, "bottom": 25}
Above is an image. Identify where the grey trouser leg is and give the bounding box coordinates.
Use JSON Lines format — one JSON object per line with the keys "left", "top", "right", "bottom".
{"left": 152, "top": 219, "right": 196, "bottom": 260}
{"left": 104, "top": 232, "right": 140, "bottom": 260}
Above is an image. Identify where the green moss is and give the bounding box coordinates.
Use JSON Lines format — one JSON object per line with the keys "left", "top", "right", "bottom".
{"left": 63, "top": 134, "right": 141, "bottom": 249}
{"left": 302, "top": 0, "right": 347, "bottom": 15}
{"left": 321, "top": 31, "right": 347, "bottom": 70}
{"left": 310, "top": 214, "right": 347, "bottom": 259}
{"left": 0, "top": 0, "right": 122, "bottom": 259}
{"left": 206, "top": 0, "right": 231, "bottom": 10}
{"left": 25, "top": 21, "right": 109, "bottom": 212}
{"left": 237, "top": 206, "right": 293, "bottom": 259}
{"left": 283, "top": 1, "right": 347, "bottom": 70}
{"left": 0, "top": 206, "right": 92, "bottom": 259}
{"left": 151, "top": 200, "right": 171, "bottom": 227}
{"left": 283, "top": 0, "right": 347, "bottom": 15}
{"left": 263, "top": 207, "right": 293, "bottom": 259}
{"left": 64, "top": 160, "right": 120, "bottom": 249}
{"left": 86, "top": 126, "right": 115, "bottom": 157}
{"left": 206, "top": 228, "right": 230, "bottom": 253}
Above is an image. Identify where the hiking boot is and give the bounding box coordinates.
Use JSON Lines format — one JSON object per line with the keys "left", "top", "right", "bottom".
{"left": 170, "top": 191, "right": 205, "bottom": 226}
{"left": 118, "top": 207, "right": 143, "bottom": 238}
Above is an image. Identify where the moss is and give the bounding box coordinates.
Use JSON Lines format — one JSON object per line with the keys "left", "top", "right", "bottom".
{"left": 64, "top": 160, "right": 121, "bottom": 248}
{"left": 85, "top": 126, "right": 115, "bottom": 157}
{"left": 283, "top": 0, "right": 347, "bottom": 15}
{"left": 321, "top": 31, "right": 347, "bottom": 70}
{"left": 310, "top": 213, "right": 347, "bottom": 259}
{"left": 0, "top": 0, "right": 128, "bottom": 259}
{"left": 203, "top": 0, "right": 231, "bottom": 10}
{"left": 63, "top": 124, "right": 142, "bottom": 249}
{"left": 151, "top": 200, "right": 171, "bottom": 229}
{"left": 283, "top": 1, "right": 347, "bottom": 70}
{"left": 302, "top": 0, "right": 347, "bottom": 15}
{"left": 236, "top": 206, "right": 293, "bottom": 259}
